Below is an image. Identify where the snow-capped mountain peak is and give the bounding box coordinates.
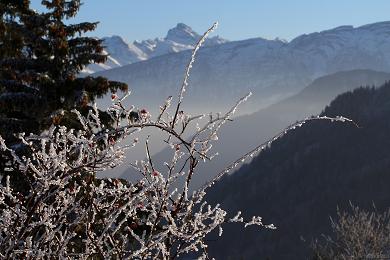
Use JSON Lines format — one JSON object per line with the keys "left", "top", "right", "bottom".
{"left": 99, "top": 35, "right": 147, "bottom": 67}
{"left": 83, "top": 23, "right": 228, "bottom": 74}
{"left": 165, "top": 23, "right": 199, "bottom": 44}
{"left": 102, "top": 35, "right": 127, "bottom": 46}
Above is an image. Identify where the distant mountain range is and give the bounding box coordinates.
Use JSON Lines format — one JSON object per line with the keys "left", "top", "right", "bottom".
{"left": 206, "top": 81, "right": 390, "bottom": 259}
{"left": 119, "top": 69, "right": 390, "bottom": 189}
{"left": 94, "top": 21, "right": 390, "bottom": 112}
{"left": 83, "top": 23, "right": 227, "bottom": 74}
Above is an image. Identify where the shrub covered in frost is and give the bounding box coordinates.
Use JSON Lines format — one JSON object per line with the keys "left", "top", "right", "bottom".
{"left": 0, "top": 18, "right": 355, "bottom": 259}
{"left": 0, "top": 23, "right": 277, "bottom": 259}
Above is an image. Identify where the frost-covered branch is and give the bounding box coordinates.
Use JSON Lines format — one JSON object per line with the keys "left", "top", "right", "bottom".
{"left": 0, "top": 22, "right": 354, "bottom": 259}
{"left": 0, "top": 22, "right": 271, "bottom": 259}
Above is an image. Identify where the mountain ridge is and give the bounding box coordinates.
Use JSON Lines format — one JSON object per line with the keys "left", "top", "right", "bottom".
{"left": 94, "top": 21, "right": 390, "bottom": 113}
{"left": 118, "top": 69, "right": 390, "bottom": 189}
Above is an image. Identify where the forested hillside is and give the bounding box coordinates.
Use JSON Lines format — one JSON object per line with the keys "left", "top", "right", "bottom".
{"left": 206, "top": 82, "right": 390, "bottom": 259}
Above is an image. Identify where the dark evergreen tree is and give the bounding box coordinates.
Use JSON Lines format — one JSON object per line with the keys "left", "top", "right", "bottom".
{"left": 0, "top": 0, "right": 127, "bottom": 144}
{"left": 0, "top": 0, "right": 127, "bottom": 192}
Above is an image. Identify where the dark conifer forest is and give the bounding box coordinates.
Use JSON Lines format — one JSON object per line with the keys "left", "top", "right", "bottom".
{"left": 207, "top": 83, "right": 390, "bottom": 259}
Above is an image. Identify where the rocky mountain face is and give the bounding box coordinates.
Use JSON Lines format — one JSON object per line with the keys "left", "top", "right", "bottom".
{"left": 82, "top": 23, "right": 227, "bottom": 74}
{"left": 93, "top": 21, "right": 390, "bottom": 113}
{"left": 206, "top": 81, "right": 390, "bottom": 259}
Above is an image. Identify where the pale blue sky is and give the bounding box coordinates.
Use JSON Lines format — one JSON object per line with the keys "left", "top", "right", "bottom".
{"left": 30, "top": 0, "right": 390, "bottom": 42}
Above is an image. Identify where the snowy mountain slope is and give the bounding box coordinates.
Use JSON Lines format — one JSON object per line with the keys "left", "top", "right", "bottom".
{"left": 84, "top": 23, "right": 227, "bottom": 74}
{"left": 288, "top": 22, "right": 390, "bottom": 77}
{"left": 94, "top": 21, "right": 390, "bottom": 112}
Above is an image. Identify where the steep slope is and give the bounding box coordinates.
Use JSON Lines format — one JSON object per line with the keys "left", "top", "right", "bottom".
{"left": 95, "top": 21, "right": 390, "bottom": 112}
{"left": 119, "top": 70, "right": 390, "bottom": 189}
{"left": 206, "top": 82, "right": 390, "bottom": 259}
{"left": 260, "top": 69, "right": 390, "bottom": 121}
{"left": 83, "top": 23, "right": 227, "bottom": 74}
